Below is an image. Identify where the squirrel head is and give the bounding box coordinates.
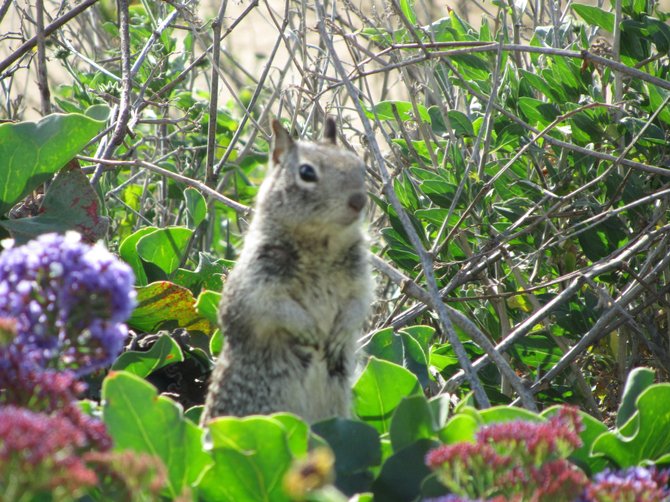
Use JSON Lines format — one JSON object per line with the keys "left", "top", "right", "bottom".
{"left": 255, "top": 118, "right": 367, "bottom": 239}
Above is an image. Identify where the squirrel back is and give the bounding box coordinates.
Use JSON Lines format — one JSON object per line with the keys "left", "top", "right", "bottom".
{"left": 201, "top": 118, "right": 373, "bottom": 424}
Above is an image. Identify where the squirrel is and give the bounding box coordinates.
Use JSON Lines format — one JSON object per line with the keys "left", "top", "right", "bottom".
{"left": 201, "top": 117, "right": 373, "bottom": 424}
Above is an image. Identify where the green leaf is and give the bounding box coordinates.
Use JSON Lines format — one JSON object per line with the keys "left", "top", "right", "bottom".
{"left": 195, "top": 290, "right": 221, "bottom": 325}
{"left": 438, "top": 411, "right": 480, "bottom": 444}
{"left": 616, "top": 367, "right": 656, "bottom": 428}
{"left": 591, "top": 383, "right": 670, "bottom": 467}
{"left": 389, "top": 395, "right": 435, "bottom": 452}
{"left": 371, "top": 439, "right": 438, "bottom": 502}
{"left": 353, "top": 358, "right": 423, "bottom": 434}
{"left": 102, "top": 371, "right": 212, "bottom": 498}
{"left": 398, "top": 0, "right": 417, "bottom": 24}
{"left": 312, "top": 418, "right": 381, "bottom": 495}
{"left": 0, "top": 106, "right": 108, "bottom": 214}
{"left": 128, "top": 281, "right": 214, "bottom": 335}
{"left": 518, "top": 97, "right": 560, "bottom": 127}
{"left": 111, "top": 333, "right": 184, "bottom": 377}
{"left": 479, "top": 405, "right": 542, "bottom": 424}
{"left": 446, "top": 110, "right": 475, "bottom": 137}
{"left": 572, "top": 4, "right": 615, "bottom": 32}
{"left": 0, "top": 168, "right": 109, "bottom": 244}
{"left": 184, "top": 187, "right": 207, "bottom": 228}
{"left": 364, "top": 100, "right": 432, "bottom": 124}
{"left": 541, "top": 406, "right": 609, "bottom": 475}
{"left": 119, "top": 226, "right": 158, "bottom": 286}
{"left": 137, "top": 226, "right": 194, "bottom": 275}
{"left": 199, "top": 415, "right": 307, "bottom": 502}
{"left": 209, "top": 329, "right": 223, "bottom": 356}
{"left": 363, "top": 327, "right": 431, "bottom": 388}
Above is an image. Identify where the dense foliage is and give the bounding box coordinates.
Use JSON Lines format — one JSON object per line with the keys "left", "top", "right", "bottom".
{"left": 1, "top": 0, "right": 670, "bottom": 500}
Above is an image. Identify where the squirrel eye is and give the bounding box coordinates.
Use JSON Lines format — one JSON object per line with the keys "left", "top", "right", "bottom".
{"left": 298, "top": 163, "right": 318, "bottom": 182}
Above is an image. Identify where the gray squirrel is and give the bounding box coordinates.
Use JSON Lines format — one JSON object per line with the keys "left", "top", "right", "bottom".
{"left": 201, "top": 118, "right": 373, "bottom": 424}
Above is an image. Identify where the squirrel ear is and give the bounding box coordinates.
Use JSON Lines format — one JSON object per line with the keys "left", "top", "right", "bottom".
{"left": 271, "top": 119, "right": 294, "bottom": 165}
{"left": 323, "top": 117, "right": 337, "bottom": 144}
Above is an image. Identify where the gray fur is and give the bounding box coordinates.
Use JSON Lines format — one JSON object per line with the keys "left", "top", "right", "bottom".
{"left": 201, "top": 119, "right": 373, "bottom": 424}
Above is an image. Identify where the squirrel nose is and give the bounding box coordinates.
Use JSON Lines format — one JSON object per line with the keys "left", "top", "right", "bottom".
{"left": 348, "top": 192, "right": 367, "bottom": 212}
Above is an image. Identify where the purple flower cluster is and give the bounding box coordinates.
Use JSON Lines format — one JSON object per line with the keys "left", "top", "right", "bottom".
{"left": 581, "top": 466, "right": 670, "bottom": 502}
{"left": 425, "top": 407, "right": 588, "bottom": 502}
{"left": 0, "top": 232, "right": 135, "bottom": 374}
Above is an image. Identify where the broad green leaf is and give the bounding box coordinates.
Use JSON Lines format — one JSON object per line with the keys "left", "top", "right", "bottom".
{"left": 353, "top": 357, "right": 423, "bottom": 434}
{"left": 438, "top": 412, "right": 480, "bottom": 444}
{"left": 137, "top": 226, "right": 193, "bottom": 275}
{"left": 591, "top": 384, "right": 670, "bottom": 467}
{"left": 479, "top": 405, "right": 542, "bottom": 424}
{"left": 0, "top": 168, "right": 109, "bottom": 244}
{"left": 271, "top": 413, "right": 310, "bottom": 458}
{"left": 128, "top": 281, "right": 214, "bottom": 335}
{"left": 102, "top": 371, "right": 212, "bottom": 498}
{"left": 199, "top": 415, "right": 307, "bottom": 502}
{"left": 572, "top": 4, "right": 615, "bottom": 32}
{"left": 371, "top": 439, "right": 438, "bottom": 502}
{"left": 195, "top": 290, "right": 221, "bottom": 325}
{"left": 389, "top": 395, "right": 435, "bottom": 452}
{"left": 364, "top": 100, "right": 432, "bottom": 124}
{"left": 111, "top": 333, "right": 184, "bottom": 377}
{"left": 616, "top": 367, "right": 655, "bottom": 428}
{"left": 312, "top": 418, "right": 381, "bottom": 495}
{"left": 184, "top": 187, "right": 207, "bottom": 228}
{"left": 0, "top": 106, "right": 109, "bottom": 214}
{"left": 363, "top": 327, "right": 431, "bottom": 388}
{"left": 119, "top": 226, "right": 158, "bottom": 286}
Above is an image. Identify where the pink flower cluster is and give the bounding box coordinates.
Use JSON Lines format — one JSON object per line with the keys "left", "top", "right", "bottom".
{"left": 425, "top": 407, "right": 588, "bottom": 502}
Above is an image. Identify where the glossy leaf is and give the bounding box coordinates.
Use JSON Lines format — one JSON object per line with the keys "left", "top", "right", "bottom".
{"left": 195, "top": 290, "right": 221, "bottom": 325}
{"left": 616, "top": 367, "right": 656, "bottom": 428}
{"left": 371, "top": 439, "right": 438, "bottom": 502}
{"left": 128, "top": 281, "right": 214, "bottom": 335}
{"left": 184, "top": 187, "right": 207, "bottom": 228}
{"left": 0, "top": 106, "right": 108, "bottom": 214}
{"left": 119, "top": 226, "right": 158, "bottom": 286}
{"left": 102, "top": 371, "right": 212, "bottom": 498}
{"left": 389, "top": 394, "right": 435, "bottom": 452}
{"left": 198, "top": 415, "right": 307, "bottom": 502}
{"left": 111, "top": 333, "right": 184, "bottom": 377}
{"left": 312, "top": 418, "right": 381, "bottom": 495}
{"left": 572, "top": 4, "right": 615, "bottom": 32}
{"left": 137, "top": 226, "right": 193, "bottom": 275}
{"left": 591, "top": 384, "right": 670, "bottom": 467}
{"left": 353, "top": 357, "right": 423, "bottom": 434}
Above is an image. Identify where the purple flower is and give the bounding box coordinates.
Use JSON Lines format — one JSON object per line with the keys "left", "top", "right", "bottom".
{"left": 582, "top": 466, "right": 670, "bottom": 502}
{"left": 0, "top": 232, "right": 136, "bottom": 374}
